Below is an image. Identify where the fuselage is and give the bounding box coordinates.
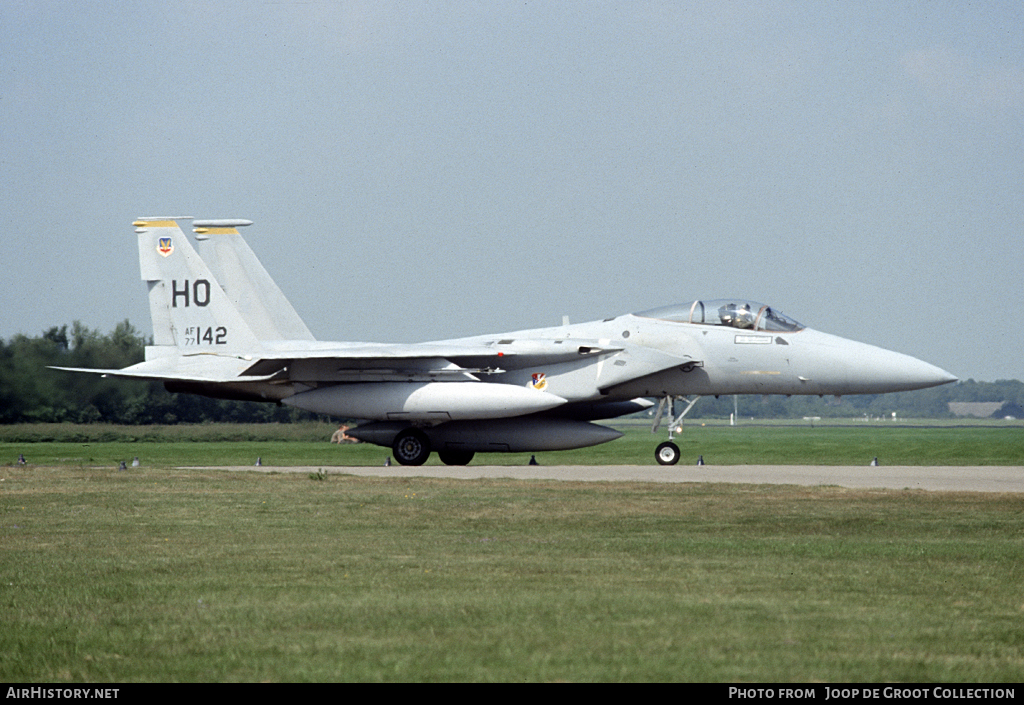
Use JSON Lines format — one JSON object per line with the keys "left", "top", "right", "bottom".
{"left": 165, "top": 299, "right": 956, "bottom": 423}
{"left": 431, "top": 302, "right": 956, "bottom": 405}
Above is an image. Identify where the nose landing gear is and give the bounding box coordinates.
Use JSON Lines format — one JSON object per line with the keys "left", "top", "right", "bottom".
{"left": 651, "top": 395, "right": 700, "bottom": 465}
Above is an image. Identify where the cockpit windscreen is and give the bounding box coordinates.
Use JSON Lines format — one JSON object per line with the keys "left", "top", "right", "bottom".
{"left": 635, "top": 300, "right": 805, "bottom": 332}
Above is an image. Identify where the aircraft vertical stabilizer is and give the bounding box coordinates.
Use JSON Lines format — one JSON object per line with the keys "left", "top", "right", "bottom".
{"left": 134, "top": 218, "right": 262, "bottom": 354}
{"left": 193, "top": 220, "right": 316, "bottom": 342}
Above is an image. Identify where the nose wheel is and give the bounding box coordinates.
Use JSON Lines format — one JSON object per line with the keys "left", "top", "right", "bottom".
{"left": 655, "top": 441, "right": 681, "bottom": 465}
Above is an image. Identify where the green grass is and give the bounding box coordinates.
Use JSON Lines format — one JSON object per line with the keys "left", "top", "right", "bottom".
{"left": 0, "top": 422, "right": 339, "bottom": 444}
{"left": 3, "top": 423, "right": 1022, "bottom": 468}
{"left": 2, "top": 465, "right": 1024, "bottom": 681}
{"left": 648, "top": 425, "right": 1024, "bottom": 466}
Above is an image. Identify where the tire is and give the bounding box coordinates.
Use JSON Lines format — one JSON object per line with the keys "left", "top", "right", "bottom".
{"left": 393, "top": 428, "right": 431, "bottom": 466}
{"left": 655, "top": 441, "right": 681, "bottom": 466}
{"left": 438, "top": 449, "right": 475, "bottom": 466}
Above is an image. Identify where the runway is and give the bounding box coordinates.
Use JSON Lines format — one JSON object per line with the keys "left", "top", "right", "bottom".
{"left": 216, "top": 464, "right": 1024, "bottom": 493}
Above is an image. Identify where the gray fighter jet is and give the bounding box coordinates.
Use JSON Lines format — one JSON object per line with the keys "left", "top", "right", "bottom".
{"left": 55, "top": 218, "right": 957, "bottom": 466}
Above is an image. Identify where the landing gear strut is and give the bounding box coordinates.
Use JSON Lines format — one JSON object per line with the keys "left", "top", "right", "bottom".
{"left": 651, "top": 395, "right": 701, "bottom": 465}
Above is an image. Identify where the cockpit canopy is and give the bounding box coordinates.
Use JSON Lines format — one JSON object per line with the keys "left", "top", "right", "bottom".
{"left": 635, "top": 299, "right": 805, "bottom": 332}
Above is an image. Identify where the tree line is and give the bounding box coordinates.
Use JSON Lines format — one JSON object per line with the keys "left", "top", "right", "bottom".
{"left": 2, "top": 322, "right": 1021, "bottom": 424}
{"left": 0, "top": 321, "right": 312, "bottom": 424}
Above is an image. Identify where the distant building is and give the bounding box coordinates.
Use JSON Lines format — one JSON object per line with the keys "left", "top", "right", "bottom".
{"left": 997, "top": 403, "right": 1023, "bottom": 419}
{"left": 948, "top": 401, "right": 1006, "bottom": 418}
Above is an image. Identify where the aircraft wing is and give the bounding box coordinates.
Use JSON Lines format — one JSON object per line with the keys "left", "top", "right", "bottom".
{"left": 53, "top": 339, "right": 628, "bottom": 385}
{"left": 239, "top": 339, "right": 625, "bottom": 383}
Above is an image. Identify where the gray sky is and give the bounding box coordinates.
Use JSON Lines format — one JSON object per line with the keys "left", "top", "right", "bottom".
{"left": 2, "top": 1, "right": 1021, "bottom": 382}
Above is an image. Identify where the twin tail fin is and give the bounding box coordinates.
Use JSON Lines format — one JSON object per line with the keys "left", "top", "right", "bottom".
{"left": 134, "top": 217, "right": 270, "bottom": 356}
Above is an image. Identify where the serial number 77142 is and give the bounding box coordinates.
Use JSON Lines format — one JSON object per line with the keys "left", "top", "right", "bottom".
{"left": 184, "top": 326, "right": 227, "bottom": 345}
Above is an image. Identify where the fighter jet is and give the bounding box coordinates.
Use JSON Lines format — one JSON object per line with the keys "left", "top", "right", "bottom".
{"left": 54, "top": 218, "right": 957, "bottom": 466}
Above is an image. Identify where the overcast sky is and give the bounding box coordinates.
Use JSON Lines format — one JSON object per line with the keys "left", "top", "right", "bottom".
{"left": 2, "top": 1, "right": 1021, "bottom": 382}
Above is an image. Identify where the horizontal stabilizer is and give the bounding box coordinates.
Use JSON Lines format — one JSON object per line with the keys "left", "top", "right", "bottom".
{"left": 50, "top": 353, "right": 274, "bottom": 384}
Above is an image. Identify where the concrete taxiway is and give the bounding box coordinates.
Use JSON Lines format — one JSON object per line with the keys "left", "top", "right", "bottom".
{"left": 214, "top": 465, "right": 1024, "bottom": 493}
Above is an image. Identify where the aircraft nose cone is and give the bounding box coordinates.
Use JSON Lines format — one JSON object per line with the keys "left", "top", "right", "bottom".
{"left": 892, "top": 357, "right": 958, "bottom": 390}
{"left": 850, "top": 345, "right": 958, "bottom": 392}
{"left": 800, "top": 331, "right": 957, "bottom": 394}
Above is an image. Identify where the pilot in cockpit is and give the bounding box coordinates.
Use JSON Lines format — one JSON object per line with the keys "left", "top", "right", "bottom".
{"left": 719, "top": 303, "right": 755, "bottom": 329}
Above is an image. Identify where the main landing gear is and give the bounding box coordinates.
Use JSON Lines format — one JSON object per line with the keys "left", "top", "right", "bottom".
{"left": 392, "top": 428, "right": 430, "bottom": 466}
{"left": 391, "top": 428, "right": 476, "bottom": 466}
{"left": 651, "top": 395, "right": 701, "bottom": 465}
{"left": 437, "top": 449, "right": 475, "bottom": 466}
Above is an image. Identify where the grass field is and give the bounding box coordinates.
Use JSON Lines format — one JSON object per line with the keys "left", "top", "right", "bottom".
{"left": 2, "top": 420, "right": 1024, "bottom": 468}
{"left": 1, "top": 423, "right": 1023, "bottom": 682}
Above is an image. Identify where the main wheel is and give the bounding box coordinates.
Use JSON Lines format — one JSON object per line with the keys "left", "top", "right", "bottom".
{"left": 393, "top": 428, "right": 431, "bottom": 466}
{"left": 438, "top": 449, "right": 475, "bottom": 466}
{"left": 655, "top": 441, "right": 681, "bottom": 466}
